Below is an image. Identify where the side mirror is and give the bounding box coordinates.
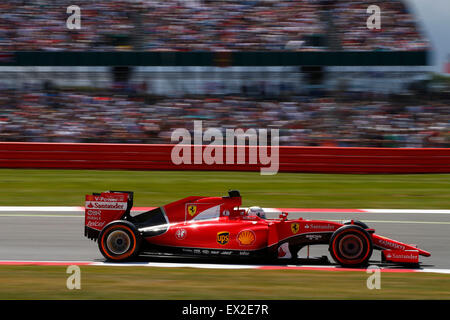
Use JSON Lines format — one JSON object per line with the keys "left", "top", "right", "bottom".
{"left": 279, "top": 212, "right": 288, "bottom": 221}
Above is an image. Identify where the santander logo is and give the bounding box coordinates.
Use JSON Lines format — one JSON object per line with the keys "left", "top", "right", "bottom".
{"left": 85, "top": 201, "right": 127, "bottom": 210}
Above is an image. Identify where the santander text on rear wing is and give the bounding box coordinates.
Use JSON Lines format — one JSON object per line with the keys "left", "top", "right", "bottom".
{"left": 84, "top": 191, "right": 133, "bottom": 240}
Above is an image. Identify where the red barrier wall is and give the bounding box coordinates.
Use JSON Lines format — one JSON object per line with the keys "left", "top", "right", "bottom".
{"left": 0, "top": 142, "right": 449, "bottom": 174}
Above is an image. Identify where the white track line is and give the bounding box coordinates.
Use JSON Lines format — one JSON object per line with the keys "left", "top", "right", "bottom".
{"left": 364, "top": 209, "right": 450, "bottom": 215}
{"left": 418, "top": 269, "right": 450, "bottom": 275}
{"left": 0, "top": 206, "right": 83, "bottom": 212}
{"left": 0, "top": 214, "right": 448, "bottom": 225}
{"left": 0, "top": 207, "right": 449, "bottom": 214}
{"left": 327, "top": 219, "right": 450, "bottom": 225}
{"left": 0, "top": 214, "right": 83, "bottom": 218}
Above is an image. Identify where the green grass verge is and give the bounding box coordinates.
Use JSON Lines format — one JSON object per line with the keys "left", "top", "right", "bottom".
{"left": 0, "top": 266, "right": 449, "bottom": 299}
{"left": 0, "top": 169, "right": 449, "bottom": 208}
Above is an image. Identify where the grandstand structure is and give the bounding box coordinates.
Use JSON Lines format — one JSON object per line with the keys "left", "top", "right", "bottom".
{"left": 0, "top": 0, "right": 447, "bottom": 148}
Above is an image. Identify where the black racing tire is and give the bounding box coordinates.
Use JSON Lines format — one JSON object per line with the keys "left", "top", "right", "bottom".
{"left": 329, "top": 225, "right": 373, "bottom": 267}
{"left": 343, "top": 220, "right": 369, "bottom": 229}
{"left": 98, "top": 220, "right": 141, "bottom": 262}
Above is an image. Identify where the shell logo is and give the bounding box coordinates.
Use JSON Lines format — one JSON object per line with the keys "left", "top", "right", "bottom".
{"left": 237, "top": 230, "right": 256, "bottom": 246}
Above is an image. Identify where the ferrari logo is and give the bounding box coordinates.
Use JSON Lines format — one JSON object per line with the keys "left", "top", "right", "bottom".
{"left": 187, "top": 205, "right": 197, "bottom": 217}
{"left": 217, "top": 231, "right": 229, "bottom": 245}
{"left": 291, "top": 223, "right": 300, "bottom": 234}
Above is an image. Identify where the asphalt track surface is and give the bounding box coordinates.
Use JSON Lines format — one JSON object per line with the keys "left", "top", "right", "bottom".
{"left": 0, "top": 209, "right": 449, "bottom": 269}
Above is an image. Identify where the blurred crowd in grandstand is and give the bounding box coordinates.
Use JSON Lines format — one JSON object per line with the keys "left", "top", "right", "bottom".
{"left": 0, "top": 87, "right": 448, "bottom": 148}
{"left": 0, "top": 0, "right": 428, "bottom": 52}
{"left": 333, "top": 0, "right": 429, "bottom": 51}
{"left": 0, "top": 0, "right": 442, "bottom": 148}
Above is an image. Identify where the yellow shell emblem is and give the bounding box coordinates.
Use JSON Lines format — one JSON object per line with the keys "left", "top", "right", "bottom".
{"left": 237, "top": 230, "right": 256, "bottom": 246}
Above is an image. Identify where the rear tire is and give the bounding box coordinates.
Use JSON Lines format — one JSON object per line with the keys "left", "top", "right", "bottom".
{"left": 98, "top": 221, "right": 141, "bottom": 262}
{"left": 329, "top": 225, "right": 373, "bottom": 267}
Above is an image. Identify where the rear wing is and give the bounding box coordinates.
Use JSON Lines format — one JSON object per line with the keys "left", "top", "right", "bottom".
{"left": 84, "top": 191, "right": 133, "bottom": 241}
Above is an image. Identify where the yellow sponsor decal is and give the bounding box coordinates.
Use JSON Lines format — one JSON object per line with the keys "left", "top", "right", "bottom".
{"left": 217, "top": 231, "right": 230, "bottom": 245}
{"left": 187, "top": 205, "right": 197, "bottom": 217}
{"left": 237, "top": 230, "right": 256, "bottom": 246}
{"left": 291, "top": 223, "right": 300, "bottom": 234}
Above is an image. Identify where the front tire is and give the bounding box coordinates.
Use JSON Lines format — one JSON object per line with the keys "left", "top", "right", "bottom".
{"left": 98, "top": 221, "right": 141, "bottom": 262}
{"left": 329, "top": 225, "right": 373, "bottom": 267}
{"left": 343, "top": 220, "right": 369, "bottom": 229}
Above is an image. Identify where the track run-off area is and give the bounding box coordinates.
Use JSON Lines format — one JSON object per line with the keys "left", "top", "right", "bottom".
{"left": 0, "top": 207, "right": 449, "bottom": 273}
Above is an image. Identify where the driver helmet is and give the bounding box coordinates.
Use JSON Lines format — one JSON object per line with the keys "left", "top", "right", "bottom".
{"left": 247, "top": 206, "right": 266, "bottom": 219}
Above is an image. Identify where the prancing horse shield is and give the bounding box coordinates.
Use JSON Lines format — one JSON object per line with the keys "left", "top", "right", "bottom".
{"left": 187, "top": 205, "right": 197, "bottom": 217}
{"left": 291, "top": 223, "right": 300, "bottom": 234}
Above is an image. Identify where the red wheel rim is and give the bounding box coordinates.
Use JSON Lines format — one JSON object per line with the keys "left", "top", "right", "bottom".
{"left": 338, "top": 234, "right": 363, "bottom": 260}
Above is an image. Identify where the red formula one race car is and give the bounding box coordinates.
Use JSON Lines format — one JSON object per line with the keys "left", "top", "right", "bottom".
{"left": 84, "top": 190, "right": 430, "bottom": 267}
